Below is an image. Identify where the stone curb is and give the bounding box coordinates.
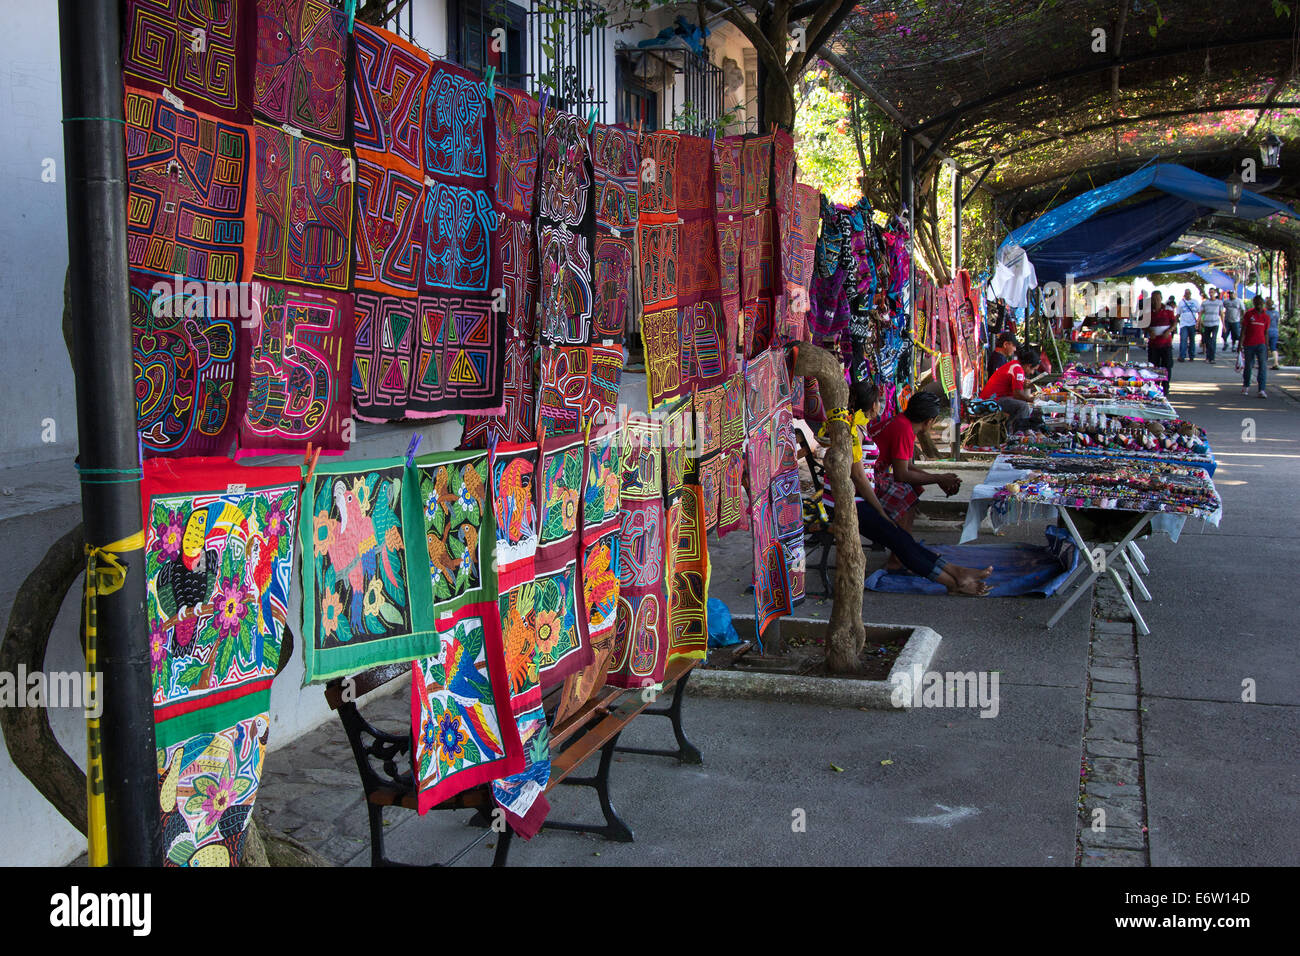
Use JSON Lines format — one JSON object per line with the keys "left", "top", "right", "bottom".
{"left": 689, "top": 624, "right": 942, "bottom": 710}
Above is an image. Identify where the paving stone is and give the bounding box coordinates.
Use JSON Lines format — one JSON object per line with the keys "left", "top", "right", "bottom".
{"left": 1088, "top": 756, "right": 1141, "bottom": 785}
{"left": 1084, "top": 780, "right": 1137, "bottom": 799}
{"left": 1085, "top": 708, "right": 1139, "bottom": 741}
{"left": 1091, "top": 635, "right": 1135, "bottom": 659}
{"left": 1091, "top": 679, "right": 1136, "bottom": 694}
{"left": 1080, "top": 847, "right": 1147, "bottom": 866}
{"left": 1080, "top": 825, "right": 1146, "bottom": 850}
{"left": 1094, "top": 620, "right": 1135, "bottom": 635}
{"left": 1085, "top": 738, "right": 1139, "bottom": 760}
{"left": 1091, "top": 664, "right": 1137, "bottom": 684}
{"left": 1090, "top": 692, "right": 1140, "bottom": 710}
{"left": 1092, "top": 656, "right": 1137, "bottom": 670}
{"left": 1082, "top": 796, "right": 1144, "bottom": 830}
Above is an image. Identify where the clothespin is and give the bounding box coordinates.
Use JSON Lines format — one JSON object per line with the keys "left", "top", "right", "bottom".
{"left": 137, "top": 432, "right": 144, "bottom": 466}
{"left": 587, "top": 107, "right": 598, "bottom": 135}
{"left": 770, "top": 122, "right": 777, "bottom": 137}
{"left": 345, "top": 0, "right": 357, "bottom": 33}
{"left": 538, "top": 90, "right": 549, "bottom": 117}
{"left": 405, "top": 433, "right": 422, "bottom": 467}
{"left": 709, "top": 126, "right": 716, "bottom": 146}
{"left": 304, "top": 444, "right": 321, "bottom": 485}
{"left": 484, "top": 66, "right": 496, "bottom": 99}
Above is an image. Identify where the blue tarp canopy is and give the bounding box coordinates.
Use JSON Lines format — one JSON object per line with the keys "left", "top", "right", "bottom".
{"left": 999, "top": 164, "right": 1296, "bottom": 285}
{"left": 1200, "top": 268, "right": 1236, "bottom": 291}
{"left": 1114, "top": 252, "right": 1215, "bottom": 277}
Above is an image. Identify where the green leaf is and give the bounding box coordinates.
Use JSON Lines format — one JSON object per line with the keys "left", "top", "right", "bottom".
{"left": 177, "top": 660, "right": 206, "bottom": 689}
{"left": 166, "top": 838, "right": 197, "bottom": 866}
{"left": 461, "top": 737, "right": 481, "bottom": 764}
{"left": 379, "top": 601, "right": 405, "bottom": 625}
{"left": 335, "top": 614, "right": 353, "bottom": 644}
{"left": 214, "top": 635, "right": 236, "bottom": 683}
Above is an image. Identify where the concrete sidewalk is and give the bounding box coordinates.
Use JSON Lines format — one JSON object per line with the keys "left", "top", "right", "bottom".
{"left": 256, "top": 360, "right": 1300, "bottom": 866}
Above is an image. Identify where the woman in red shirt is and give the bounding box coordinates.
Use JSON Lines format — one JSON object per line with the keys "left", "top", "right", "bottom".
{"left": 1240, "top": 295, "right": 1270, "bottom": 397}
{"left": 1146, "top": 286, "right": 1175, "bottom": 395}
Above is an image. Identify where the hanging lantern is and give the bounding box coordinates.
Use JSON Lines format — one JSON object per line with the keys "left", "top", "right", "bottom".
{"left": 1226, "top": 179, "right": 1243, "bottom": 216}
{"left": 1261, "top": 132, "right": 1283, "bottom": 169}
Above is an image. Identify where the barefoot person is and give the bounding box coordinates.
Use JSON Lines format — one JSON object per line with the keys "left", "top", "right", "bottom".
{"left": 822, "top": 383, "right": 991, "bottom": 596}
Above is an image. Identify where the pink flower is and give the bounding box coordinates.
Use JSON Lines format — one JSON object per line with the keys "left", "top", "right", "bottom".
{"left": 155, "top": 509, "right": 183, "bottom": 561}
{"left": 213, "top": 577, "right": 246, "bottom": 639}
{"left": 149, "top": 626, "right": 167, "bottom": 676}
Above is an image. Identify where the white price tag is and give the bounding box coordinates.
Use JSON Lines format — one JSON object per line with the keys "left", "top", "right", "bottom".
{"left": 161, "top": 87, "right": 185, "bottom": 112}
{"left": 226, "top": 483, "right": 247, "bottom": 495}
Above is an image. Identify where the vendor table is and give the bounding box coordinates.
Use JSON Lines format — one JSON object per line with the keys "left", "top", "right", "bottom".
{"left": 1033, "top": 395, "right": 1176, "bottom": 420}
{"left": 961, "top": 454, "right": 1222, "bottom": 634}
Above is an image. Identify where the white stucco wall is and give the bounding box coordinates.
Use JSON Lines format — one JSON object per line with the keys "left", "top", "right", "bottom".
{"left": 0, "top": 0, "right": 77, "bottom": 468}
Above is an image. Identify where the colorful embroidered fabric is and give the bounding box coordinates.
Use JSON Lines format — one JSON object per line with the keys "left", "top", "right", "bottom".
{"left": 638, "top": 130, "right": 681, "bottom": 407}
{"left": 157, "top": 713, "right": 267, "bottom": 867}
{"left": 353, "top": 150, "right": 426, "bottom": 295}
{"left": 236, "top": 280, "right": 353, "bottom": 458}
{"left": 693, "top": 383, "right": 724, "bottom": 532}
{"left": 124, "top": 87, "right": 257, "bottom": 284}
{"left": 411, "top": 603, "right": 524, "bottom": 812}
{"left": 352, "top": 22, "right": 430, "bottom": 176}
{"left": 783, "top": 183, "right": 820, "bottom": 342}
{"left": 608, "top": 418, "right": 669, "bottom": 688}
{"left": 666, "top": 483, "right": 710, "bottom": 662}
{"left": 351, "top": 289, "right": 506, "bottom": 421}
{"left": 590, "top": 123, "right": 639, "bottom": 346}
{"left": 253, "top": 0, "right": 348, "bottom": 141}
{"left": 124, "top": 0, "right": 255, "bottom": 124}
{"left": 253, "top": 121, "right": 353, "bottom": 289}
{"left": 415, "top": 449, "right": 496, "bottom": 615}
{"left": 130, "top": 271, "right": 243, "bottom": 457}
{"left": 461, "top": 337, "right": 537, "bottom": 446}
{"left": 536, "top": 343, "right": 622, "bottom": 438}
{"left": 743, "top": 350, "right": 796, "bottom": 635}
{"left": 532, "top": 433, "right": 592, "bottom": 687}
{"left": 490, "top": 705, "right": 551, "bottom": 838}
{"left": 714, "top": 137, "right": 744, "bottom": 363}
{"left": 537, "top": 108, "right": 593, "bottom": 346}
{"left": 677, "top": 134, "right": 726, "bottom": 394}
{"left": 142, "top": 457, "right": 301, "bottom": 748}
{"left": 491, "top": 443, "right": 539, "bottom": 588}
{"left": 740, "top": 134, "right": 777, "bottom": 358}
{"left": 577, "top": 427, "right": 623, "bottom": 671}
{"left": 299, "top": 457, "right": 437, "bottom": 682}
{"left": 717, "top": 371, "right": 747, "bottom": 537}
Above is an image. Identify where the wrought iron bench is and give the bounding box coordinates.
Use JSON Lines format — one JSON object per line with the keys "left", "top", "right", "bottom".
{"left": 324, "top": 642, "right": 748, "bottom": 866}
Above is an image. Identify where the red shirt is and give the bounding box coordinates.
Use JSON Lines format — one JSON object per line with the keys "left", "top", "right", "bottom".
{"left": 980, "top": 360, "right": 1026, "bottom": 399}
{"left": 871, "top": 414, "right": 916, "bottom": 477}
{"left": 1242, "top": 308, "right": 1270, "bottom": 348}
{"left": 1148, "top": 307, "right": 1175, "bottom": 348}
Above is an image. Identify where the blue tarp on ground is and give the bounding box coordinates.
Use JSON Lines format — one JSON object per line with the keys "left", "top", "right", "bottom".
{"left": 1000, "top": 164, "right": 1297, "bottom": 285}
{"left": 864, "top": 527, "right": 1080, "bottom": 598}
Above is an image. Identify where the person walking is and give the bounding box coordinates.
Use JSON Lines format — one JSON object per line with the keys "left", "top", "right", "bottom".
{"left": 1176, "top": 288, "right": 1200, "bottom": 361}
{"left": 1199, "top": 288, "right": 1222, "bottom": 363}
{"left": 1222, "top": 289, "right": 1243, "bottom": 348}
{"left": 1241, "top": 295, "right": 1270, "bottom": 397}
{"left": 1266, "top": 297, "right": 1282, "bottom": 369}
{"left": 1147, "top": 287, "right": 1175, "bottom": 394}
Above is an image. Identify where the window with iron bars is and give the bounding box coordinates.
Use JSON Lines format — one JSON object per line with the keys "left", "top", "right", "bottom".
{"left": 440, "top": 0, "right": 606, "bottom": 114}
{"left": 616, "top": 46, "right": 722, "bottom": 134}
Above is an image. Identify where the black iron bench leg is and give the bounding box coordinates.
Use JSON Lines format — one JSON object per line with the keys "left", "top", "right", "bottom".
{"left": 614, "top": 671, "right": 704, "bottom": 765}
{"left": 543, "top": 734, "right": 635, "bottom": 843}
{"left": 490, "top": 824, "right": 514, "bottom": 867}
{"left": 368, "top": 801, "right": 389, "bottom": 867}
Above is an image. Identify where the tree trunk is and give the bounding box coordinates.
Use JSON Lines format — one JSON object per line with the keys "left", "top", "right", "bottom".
{"left": 791, "top": 344, "right": 866, "bottom": 673}
{"left": 0, "top": 523, "right": 91, "bottom": 834}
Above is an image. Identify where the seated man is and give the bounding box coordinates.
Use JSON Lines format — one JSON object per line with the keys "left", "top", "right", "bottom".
{"left": 871, "top": 391, "right": 962, "bottom": 539}
{"left": 820, "top": 383, "right": 991, "bottom": 596}
{"left": 979, "top": 344, "right": 1041, "bottom": 431}
{"left": 988, "top": 333, "right": 1018, "bottom": 374}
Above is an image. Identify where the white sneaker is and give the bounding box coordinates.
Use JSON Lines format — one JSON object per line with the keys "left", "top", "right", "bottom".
{"left": 1258, "top": 390, "right": 1268, "bottom": 398}
{"left": 1241, "top": 387, "right": 1249, "bottom": 396}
